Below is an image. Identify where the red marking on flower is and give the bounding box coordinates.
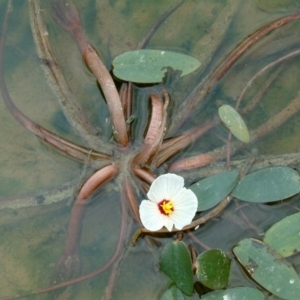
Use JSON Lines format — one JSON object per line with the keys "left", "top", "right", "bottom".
{"left": 158, "top": 199, "right": 174, "bottom": 215}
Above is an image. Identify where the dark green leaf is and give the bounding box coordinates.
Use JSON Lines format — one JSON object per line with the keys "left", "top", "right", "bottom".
{"left": 189, "top": 171, "right": 239, "bottom": 211}
{"left": 112, "top": 49, "right": 200, "bottom": 83}
{"left": 200, "top": 287, "right": 265, "bottom": 299}
{"left": 160, "top": 241, "right": 194, "bottom": 296}
{"left": 160, "top": 286, "right": 185, "bottom": 300}
{"left": 264, "top": 212, "right": 300, "bottom": 257}
{"left": 218, "top": 105, "right": 250, "bottom": 143}
{"left": 196, "top": 249, "right": 231, "bottom": 289}
{"left": 233, "top": 238, "right": 300, "bottom": 299}
{"left": 231, "top": 167, "right": 300, "bottom": 202}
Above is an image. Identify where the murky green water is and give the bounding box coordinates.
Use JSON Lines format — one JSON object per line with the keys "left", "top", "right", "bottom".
{"left": 0, "top": 0, "right": 300, "bottom": 299}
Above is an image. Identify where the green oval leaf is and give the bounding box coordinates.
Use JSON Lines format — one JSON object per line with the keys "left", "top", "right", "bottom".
{"left": 231, "top": 167, "right": 300, "bottom": 202}
{"left": 160, "top": 241, "right": 194, "bottom": 296}
{"left": 200, "top": 287, "right": 265, "bottom": 300}
{"left": 160, "top": 286, "right": 185, "bottom": 300}
{"left": 112, "top": 49, "right": 201, "bottom": 83}
{"left": 189, "top": 171, "right": 239, "bottom": 211}
{"left": 233, "top": 238, "right": 300, "bottom": 299}
{"left": 218, "top": 105, "right": 250, "bottom": 143}
{"left": 264, "top": 212, "right": 300, "bottom": 257}
{"left": 196, "top": 249, "right": 231, "bottom": 289}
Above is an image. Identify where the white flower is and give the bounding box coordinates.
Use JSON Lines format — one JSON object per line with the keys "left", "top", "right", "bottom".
{"left": 139, "top": 173, "right": 198, "bottom": 231}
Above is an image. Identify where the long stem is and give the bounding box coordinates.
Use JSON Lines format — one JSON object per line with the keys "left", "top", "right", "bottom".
{"left": 64, "top": 164, "right": 119, "bottom": 256}
{"left": 123, "top": 178, "right": 141, "bottom": 223}
{"left": 241, "top": 62, "right": 287, "bottom": 114}
{"left": 0, "top": 167, "right": 125, "bottom": 300}
{"left": 133, "top": 94, "right": 168, "bottom": 166}
{"left": 0, "top": 0, "right": 110, "bottom": 166}
{"left": 144, "top": 94, "right": 165, "bottom": 145}
{"left": 154, "top": 116, "right": 219, "bottom": 167}
{"left": 102, "top": 179, "right": 135, "bottom": 300}
{"left": 168, "top": 47, "right": 300, "bottom": 173}
{"left": 29, "top": 0, "right": 107, "bottom": 151}
{"left": 136, "top": 0, "right": 186, "bottom": 49}
{"left": 168, "top": 88, "right": 300, "bottom": 172}
{"left": 119, "top": 82, "right": 133, "bottom": 137}
{"left": 51, "top": 0, "right": 128, "bottom": 146}
{"left": 157, "top": 31, "right": 300, "bottom": 170}
{"left": 169, "top": 12, "right": 300, "bottom": 133}
{"left": 50, "top": 164, "right": 119, "bottom": 285}
{"left": 132, "top": 168, "right": 155, "bottom": 185}
{"left": 236, "top": 48, "right": 300, "bottom": 110}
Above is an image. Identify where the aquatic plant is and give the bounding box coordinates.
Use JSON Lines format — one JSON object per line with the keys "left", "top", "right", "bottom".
{"left": 1, "top": 0, "right": 300, "bottom": 299}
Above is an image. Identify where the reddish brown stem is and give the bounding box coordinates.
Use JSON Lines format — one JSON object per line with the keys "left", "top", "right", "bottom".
{"left": 170, "top": 12, "right": 300, "bottom": 133}
{"left": 241, "top": 62, "right": 286, "bottom": 114}
{"left": 52, "top": 164, "right": 119, "bottom": 283}
{"left": 0, "top": 81, "right": 109, "bottom": 164}
{"left": 169, "top": 47, "right": 300, "bottom": 173}
{"left": 236, "top": 48, "right": 300, "bottom": 110}
{"left": 123, "top": 178, "right": 140, "bottom": 223}
{"left": 226, "top": 49, "right": 300, "bottom": 169}
{"left": 102, "top": 180, "right": 133, "bottom": 300}
{"left": 83, "top": 44, "right": 128, "bottom": 146}
{"left": 169, "top": 152, "right": 218, "bottom": 173}
{"left": 154, "top": 116, "right": 219, "bottom": 167}
{"left": 0, "top": 179, "right": 129, "bottom": 300}
{"left": 136, "top": 0, "right": 186, "bottom": 49}
{"left": 234, "top": 200, "right": 259, "bottom": 233}
{"left": 0, "top": 0, "right": 110, "bottom": 166}
{"left": 133, "top": 94, "right": 168, "bottom": 166}
{"left": 77, "top": 164, "right": 119, "bottom": 201}
{"left": 119, "top": 82, "right": 133, "bottom": 137}
{"left": 251, "top": 91, "right": 300, "bottom": 141}
{"left": 169, "top": 88, "right": 300, "bottom": 172}
{"left": 132, "top": 167, "right": 156, "bottom": 185}
{"left": 65, "top": 164, "right": 119, "bottom": 254}
{"left": 188, "top": 232, "right": 210, "bottom": 251}
{"left": 51, "top": 0, "right": 128, "bottom": 146}
{"left": 29, "top": 0, "right": 105, "bottom": 151}
{"left": 144, "top": 94, "right": 164, "bottom": 145}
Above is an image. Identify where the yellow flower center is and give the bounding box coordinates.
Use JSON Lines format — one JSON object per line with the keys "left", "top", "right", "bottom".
{"left": 160, "top": 200, "right": 174, "bottom": 215}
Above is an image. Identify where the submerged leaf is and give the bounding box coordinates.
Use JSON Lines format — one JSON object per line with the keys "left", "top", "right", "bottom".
{"left": 160, "top": 286, "right": 185, "bottom": 300}
{"left": 160, "top": 241, "right": 194, "bottom": 296}
{"left": 200, "top": 287, "right": 265, "bottom": 299}
{"left": 233, "top": 238, "right": 300, "bottom": 299}
{"left": 218, "top": 104, "right": 250, "bottom": 143}
{"left": 189, "top": 171, "right": 239, "bottom": 211}
{"left": 264, "top": 212, "right": 300, "bottom": 257}
{"left": 231, "top": 166, "right": 300, "bottom": 202}
{"left": 196, "top": 249, "right": 231, "bottom": 289}
{"left": 112, "top": 49, "right": 200, "bottom": 83}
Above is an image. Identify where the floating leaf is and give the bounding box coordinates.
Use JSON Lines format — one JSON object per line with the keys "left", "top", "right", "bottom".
{"left": 200, "top": 287, "right": 265, "bottom": 299}
{"left": 264, "top": 212, "right": 300, "bottom": 257}
{"left": 160, "top": 241, "right": 194, "bottom": 296}
{"left": 233, "top": 238, "right": 300, "bottom": 299}
{"left": 231, "top": 166, "right": 300, "bottom": 202}
{"left": 218, "top": 104, "right": 250, "bottom": 143}
{"left": 189, "top": 171, "right": 239, "bottom": 211}
{"left": 196, "top": 249, "right": 231, "bottom": 289}
{"left": 112, "top": 49, "right": 200, "bottom": 83}
{"left": 160, "top": 286, "right": 185, "bottom": 300}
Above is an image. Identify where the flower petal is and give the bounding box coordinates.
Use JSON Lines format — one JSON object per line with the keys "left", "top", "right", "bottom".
{"left": 173, "top": 188, "right": 198, "bottom": 211}
{"left": 164, "top": 217, "right": 174, "bottom": 232}
{"left": 139, "top": 200, "right": 168, "bottom": 231}
{"left": 147, "top": 173, "right": 184, "bottom": 203}
{"left": 169, "top": 188, "right": 198, "bottom": 229}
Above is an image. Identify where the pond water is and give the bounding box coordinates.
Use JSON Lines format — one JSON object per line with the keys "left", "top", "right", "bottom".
{"left": 0, "top": 0, "right": 300, "bottom": 299}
